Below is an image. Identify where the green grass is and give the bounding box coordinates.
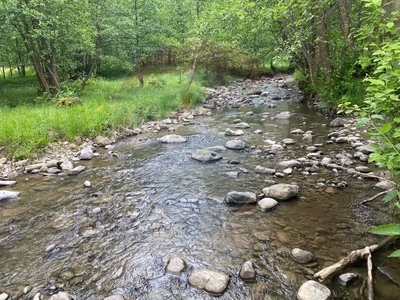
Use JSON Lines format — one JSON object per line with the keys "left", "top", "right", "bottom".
{"left": 0, "top": 70, "right": 204, "bottom": 160}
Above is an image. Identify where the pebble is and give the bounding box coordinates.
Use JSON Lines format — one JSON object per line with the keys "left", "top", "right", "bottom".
{"left": 258, "top": 198, "right": 278, "bottom": 212}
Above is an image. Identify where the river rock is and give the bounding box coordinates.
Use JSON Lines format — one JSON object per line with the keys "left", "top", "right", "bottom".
{"left": 282, "top": 138, "right": 295, "bottom": 145}
{"left": 80, "top": 146, "right": 94, "bottom": 160}
{"left": 94, "top": 136, "right": 112, "bottom": 146}
{"left": 239, "top": 260, "right": 256, "bottom": 281}
{"left": 0, "top": 180, "right": 16, "bottom": 186}
{"left": 274, "top": 111, "right": 291, "bottom": 120}
{"left": 60, "top": 161, "right": 74, "bottom": 171}
{"left": 279, "top": 160, "right": 302, "bottom": 168}
{"left": 235, "top": 122, "right": 250, "bottom": 129}
{"left": 270, "top": 144, "right": 284, "bottom": 152}
{"left": 49, "top": 291, "right": 74, "bottom": 300}
{"left": 25, "top": 163, "right": 45, "bottom": 172}
{"left": 338, "top": 273, "right": 358, "bottom": 286}
{"left": 356, "top": 144, "right": 375, "bottom": 154}
{"left": 68, "top": 165, "right": 86, "bottom": 176}
{"left": 291, "top": 129, "right": 304, "bottom": 134}
{"left": 84, "top": 180, "right": 92, "bottom": 187}
{"left": 225, "top": 191, "right": 257, "bottom": 205}
{"left": 104, "top": 295, "right": 126, "bottom": 300}
{"left": 257, "top": 198, "right": 278, "bottom": 212}
{"left": 0, "top": 293, "right": 8, "bottom": 300}
{"left": 375, "top": 181, "right": 395, "bottom": 190}
{"left": 290, "top": 248, "right": 314, "bottom": 263}
{"left": 330, "top": 117, "right": 346, "bottom": 127}
{"left": 0, "top": 190, "right": 20, "bottom": 202}
{"left": 192, "top": 149, "right": 222, "bottom": 162}
{"left": 355, "top": 166, "right": 370, "bottom": 173}
{"left": 189, "top": 269, "right": 230, "bottom": 296}
{"left": 254, "top": 165, "right": 276, "bottom": 175}
{"left": 225, "top": 128, "right": 244, "bottom": 136}
{"left": 157, "top": 134, "right": 187, "bottom": 143}
{"left": 262, "top": 184, "right": 299, "bottom": 201}
{"left": 166, "top": 257, "right": 186, "bottom": 275}
{"left": 226, "top": 139, "right": 246, "bottom": 150}
{"left": 207, "top": 146, "right": 226, "bottom": 153}
{"left": 297, "top": 280, "right": 331, "bottom": 300}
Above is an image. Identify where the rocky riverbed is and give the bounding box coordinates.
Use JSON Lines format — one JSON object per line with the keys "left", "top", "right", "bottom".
{"left": 1, "top": 75, "right": 399, "bottom": 299}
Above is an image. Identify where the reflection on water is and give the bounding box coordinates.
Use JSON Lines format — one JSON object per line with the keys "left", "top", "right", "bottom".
{"left": 1, "top": 101, "right": 399, "bottom": 299}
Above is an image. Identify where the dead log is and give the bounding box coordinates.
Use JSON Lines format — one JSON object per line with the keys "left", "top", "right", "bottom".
{"left": 314, "top": 236, "right": 396, "bottom": 282}
{"left": 366, "top": 247, "right": 374, "bottom": 300}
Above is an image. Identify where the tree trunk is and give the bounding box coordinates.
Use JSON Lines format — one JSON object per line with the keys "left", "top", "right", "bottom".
{"left": 8, "top": 62, "right": 13, "bottom": 77}
{"left": 314, "top": 7, "right": 331, "bottom": 75}
{"left": 44, "top": 41, "right": 61, "bottom": 93}
{"left": 337, "top": 0, "right": 353, "bottom": 47}
{"left": 186, "top": 54, "right": 198, "bottom": 91}
{"left": 1, "top": 66, "right": 5, "bottom": 79}
{"left": 137, "top": 63, "right": 144, "bottom": 88}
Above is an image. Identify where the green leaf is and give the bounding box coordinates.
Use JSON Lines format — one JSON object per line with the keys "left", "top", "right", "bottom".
{"left": 357, "top": 117, "right": 370, "bottom": 128}
{"left": 388, "top": 250, "right": 400, "bottom": 258}
{"left": 382, "top": 189, "right": 398, "bottom": 203}
{"left": 379, "top": 123, "right": 392, "bottom": 134}
{"left": 371, "top": 114, "right": 385, "bottom": 120}
{"left": 387, "top": 22, "right": 394, "bottom": 29}
{"left": 370, "top": 223, "right": 400, "bottom": 236}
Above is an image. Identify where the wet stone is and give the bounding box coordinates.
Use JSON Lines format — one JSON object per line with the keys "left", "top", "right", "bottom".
{"left": 226, "top": 139, "right": 246, "bottom": 150}
{"left": 254, "top": 165, "right": 276, "bottom": 175}
{"left": 225, "top": 191, "right": 257, "bottom": 205}
{"left": 330, "top": 117, "right": 346, "bottom": 127}
{"left": 104, "top": 295, "right": 126, "bottom": 300}
{"left": 290, "top": 248, "right": 314, "bottom": 264}
{"left": 258, "top": 198, "right": 278, "bottom": 212}
{"left": 49, "top": 292, "right": 74, "bottom": 300}
{"left": 166, "top": 257, "right": 186, "bottom": 275}
{"left": 157, "top": 134, "right": 187, "bottom": 143}
{"left": 79, "top": 146, "right": 94, "bottom": 160}
{"left": 191, "top": 149, "right": 222, "bottom": 162}
{"left": 0, "top": 293, "right": 8, "bottom": 300}
{"left": 297, "top": 280, "right": 331, "bottom": 300}
{"left": 235, "top": 122, "right": 250, "bottom": 129}
{"left": 225, "top": 128, "right": 244, "bottom": 136}
{"left": 189, "top": 269, "right": 230, "bottom": 296}
{"left": 355, "top": 166, "right": 370, "bottom": 173}
{"left": 262, "top": 184, "right": 299, "bottom": 201}
{"left": 68, "top": 165, "right": 86, "bottom": 176}
{"left": 275, "top": 111, "right": 291, "bottom": 119}
{"left": 0, "top": 190, "right": 20, "bottom": 202}
{"left": 338, "top": 273, "right": 358, "bottom": 286}
{"left": 375, "top": 181, "right": 395, "bottom": 190}
{"left": 239, "top": 260, "right": 256, "bottom": 281}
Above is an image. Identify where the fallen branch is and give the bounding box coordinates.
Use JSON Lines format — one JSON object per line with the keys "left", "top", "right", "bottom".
{"left": 314, "top": 236, "right": 396, "bottom": 282}
{"left": 361, "top": 188, "right": 394, "bottom": 205}
{"left": 366, "top": 247, "right": 374, "bottom": 300}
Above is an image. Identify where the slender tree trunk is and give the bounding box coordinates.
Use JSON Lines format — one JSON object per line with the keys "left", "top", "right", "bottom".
{"left": 337, "top": 0, "right": 353, "bottom": 47}
{"left": 137, "top": 63, "right": 144, "bottom": 88}
{"left": 1, "top": 66, "right": 5, "bottom": 79}
{"left": 314, "top": 7, "right": 331, "bottom": 74}
{"left": 186, "top": 54, "right": 198, "bottom": 91}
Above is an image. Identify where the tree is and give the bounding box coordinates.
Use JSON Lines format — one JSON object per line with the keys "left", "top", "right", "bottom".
{"left": 1, "top": 0, "right": 94, "bottom": 94}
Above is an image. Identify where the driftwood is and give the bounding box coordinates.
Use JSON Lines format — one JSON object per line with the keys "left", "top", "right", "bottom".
{"left": 366, "top": 247, "right": 374, "bottom": 300}
{"left": 361, "top": 188, "right": 394, "bottom": 204}
{"left": 323, "top": 163, "right": 394, "bottom": 182}
{"left": 314, "top": 236, "right": 396, "bottom": 282}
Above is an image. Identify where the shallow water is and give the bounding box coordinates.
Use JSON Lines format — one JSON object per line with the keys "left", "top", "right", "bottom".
{"left": 1, "top": 84, "right": 400, "bottom": 299}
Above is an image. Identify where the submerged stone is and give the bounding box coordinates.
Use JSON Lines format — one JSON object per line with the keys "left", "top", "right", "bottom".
{"left": 189, "top": 269, "right": 230, "bottom": 296}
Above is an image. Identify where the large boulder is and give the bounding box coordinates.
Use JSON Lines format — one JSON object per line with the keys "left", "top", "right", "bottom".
{"left": 297, "top": 280, "right": 331, "bottom": 300}
{"left": 262, "top": 184, "right": 299, "bottom": 201}
{"left": 225, "top": 191, "right": 257, "bottom": 205}
{"left": 191, "top": 149, "right": 222, "bottom": 162}
{"left": 189, "top": 269, "right": 230, "bottom": 296}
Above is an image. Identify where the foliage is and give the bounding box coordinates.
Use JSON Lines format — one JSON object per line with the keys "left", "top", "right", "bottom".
{"left": 338, "top": 0, "right": 400, "bottom": 258}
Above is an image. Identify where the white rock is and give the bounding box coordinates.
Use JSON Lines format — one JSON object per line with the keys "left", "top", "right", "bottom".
{"left": 297, "top": 280, "right": 331, "bottom": 300}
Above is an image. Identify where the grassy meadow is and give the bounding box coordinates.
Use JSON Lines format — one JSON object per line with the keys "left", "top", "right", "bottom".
{"left": 0, "top": 68, "right": 205, "bottom": 161}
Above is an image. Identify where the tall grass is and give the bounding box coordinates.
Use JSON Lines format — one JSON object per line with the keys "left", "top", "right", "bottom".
{"left": 0, "top": 71, "right": 204, "bottom": 160}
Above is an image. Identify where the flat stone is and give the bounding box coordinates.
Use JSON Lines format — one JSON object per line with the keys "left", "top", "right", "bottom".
{"left": 60, "top": 161, "right": 74, "bottom": 171}
{"left": 0, "top": 181, "right": 16, "bottom": 186}
{"left": 297, "top": 280, "right": 331, "bottom": 300}
{"left": 166, "top": 257, "right": 186, "bottom": 275}
{"left": 94, "top": 135, "right": 112, "bottom": 146}
{"left": 240, "top": 260, "right": 256, "bottom": 281}
{"left": 258, "top": 198, "right": 278, "bottom": 212}
{"left": 49, "top": 292, "right": 74, "bottom": 300}
{"left": 282, "top": 138, "right": 295, "bottom": 145}
{"left": 226, "top": 139, "right": 246, "bottom": 150}
{"left": 189, "top": 269, "right": 230, "bottom": 296}
{"left": 235, "top": 122, "right": 250, "bottom": 129}
{"left": 79, "top": 146, "right": 94, "bottom": 160}
{"left": 225, "top": 191, "right": 257, "bottom": 205}
{"left": 103, "top": 295, "right": 126, "bottom": 300}
{"left": 279, "top": 160, "right": 302, "bottom": 168}
{"left": 253, "top": 231, "right": 270, "bottom": 241}
{"left": 0, "top": 190, "right": 20, "bottom": 202}
{"left": 375, "top": 181, "right": 396, "bottom": 190}
{"left": 157, "top": 134, "right": 187, "bottom": 143}
{"left": 25, "top": 163, "right": 45, "bottom": 172}
{"left": 191, "top": 149, "right": 222, "bottom": 162}
{"left": 0, "top": 293, "right": 9, "bottom": 300}
{"left": 225, "top": 128, "right": 244, "bottom": 136}
{"left": 254, "top": 165, "right": 276, "bottom": 175}
{"left": 355, "top": 166, "right": 370, "bottom": 173}
{"left": 274, "top": 111, "right": 291, "bottom": 120}
{"left": 68, "top": 165, "right": 86, "bottom": 176}
{"left": 291, "top": 129, "right": 304, "bottom": 134}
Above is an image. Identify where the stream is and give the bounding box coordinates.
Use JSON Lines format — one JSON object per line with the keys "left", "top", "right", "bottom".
{"left": 1, "top": 77, "right": 400, "bottom": 299}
